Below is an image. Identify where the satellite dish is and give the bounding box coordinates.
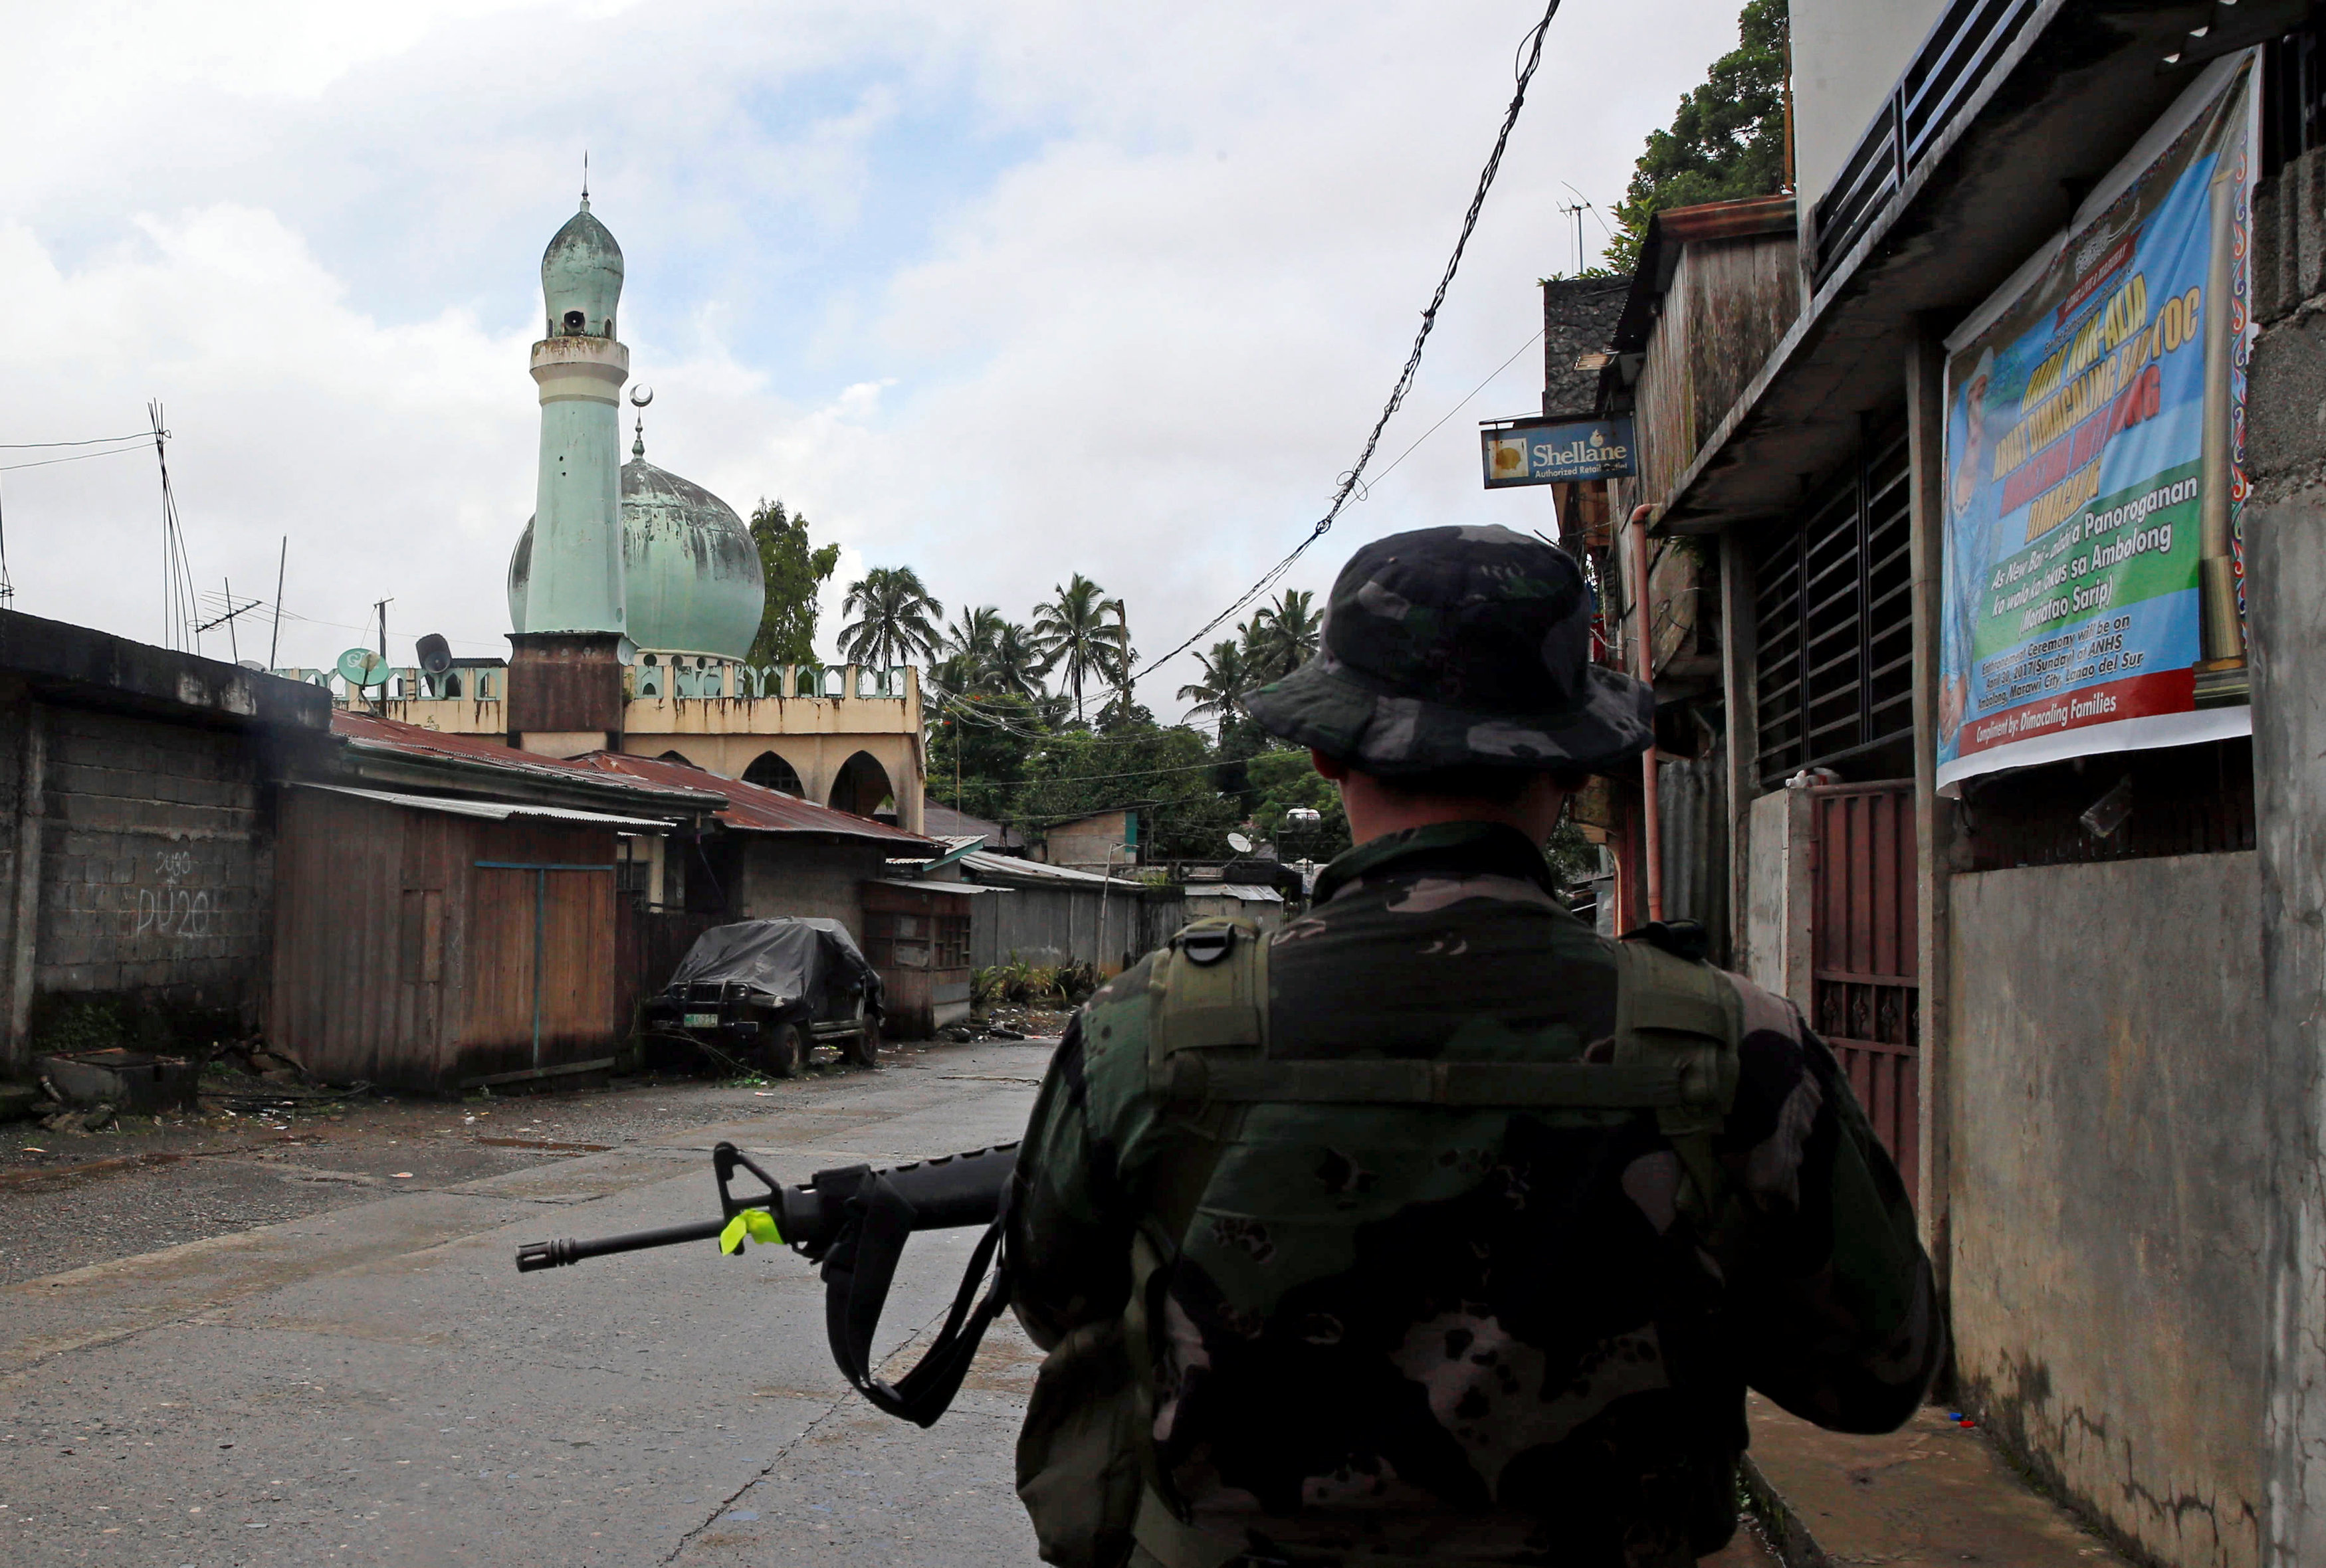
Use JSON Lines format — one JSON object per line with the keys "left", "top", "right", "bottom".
{"left": 1227, "top": 832, "right": 1253, "bottom": 854}
{"left": 415, "top": 633, "right": 452, "bottom": 676}
{"left": 336, "top": 648, "right": 390, "bottom": 688}
{"left": 629, "top": 385, "right": 654, "bottom": 408}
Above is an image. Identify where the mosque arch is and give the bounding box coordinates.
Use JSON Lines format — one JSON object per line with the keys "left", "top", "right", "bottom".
{"left": 829, "top": 751, "right": 894, "bottom": 820}
{"left": 742, "top": 751, "right": 805, "bottom": 796}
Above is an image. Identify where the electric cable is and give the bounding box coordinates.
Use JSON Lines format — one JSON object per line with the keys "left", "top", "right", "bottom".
{"left": 1130, "top": 0, "right": 1564, "bottom": 684}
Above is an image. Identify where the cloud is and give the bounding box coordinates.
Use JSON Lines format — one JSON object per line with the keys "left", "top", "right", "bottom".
{"left": 0, "top": 0, "right": 1743, "bottom": 705}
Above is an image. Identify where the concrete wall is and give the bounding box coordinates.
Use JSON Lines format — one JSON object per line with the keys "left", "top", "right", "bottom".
{"left": 1948, "top": 854, "right": 2266, "bottom": 1568}
{"left": 1789, "top": 0, "right": 1946, "bottom": 211}
{"left": 2238, "top": 145, "right": 2326, "bottom": 1565}
{"left": 1742, "top": 785, "right": 1810, "bottom": 1006}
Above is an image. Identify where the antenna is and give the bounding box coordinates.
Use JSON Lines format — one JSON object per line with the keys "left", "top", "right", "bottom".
{"left": 195, "top": 579, "right": 264, "bottom": 662}
{"left": 1558, "top": 183, "right": 1604, "bottom": 275}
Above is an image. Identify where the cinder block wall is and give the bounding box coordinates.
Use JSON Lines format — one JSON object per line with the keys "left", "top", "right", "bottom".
{"left": 34, "top": 706, "right": 273, "bottom": 1030}
{"left": 732, "top": 840, "right": 897, "bottom": 941}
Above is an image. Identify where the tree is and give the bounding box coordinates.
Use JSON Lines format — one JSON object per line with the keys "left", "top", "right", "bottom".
{"left": 1245, "top": 746, "right": 1354, "bottom": 862}
{"left": 746, "top": 499, "right": 841, "bottom": 668}
{"left": 1178, "top": 639, "right": 1253, "bottom": 729}
{"left": 931, "top": 605, "right": 1004, "bottom": 697}
{"left": 1031, "top": 573, "right": 1130, "bottom": 722}
{"left": 837, "top": 566, "right": 945, "bottom": 668}
{"left": 944, "top": 605, "right": 1005, "bottom": 666}
{"left": 1606, "top": 0, "right": 1788, "bottom": 271}
{"left": 986, "top": 621, "right": 1048, "bottom": 699}
{"left": 1245, "top": 589, "right": 1322, "bottom": 683}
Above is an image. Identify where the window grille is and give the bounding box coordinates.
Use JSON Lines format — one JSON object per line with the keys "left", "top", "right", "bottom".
{"left": 1751, "top": 419, "right": 1915, "bottom": 789}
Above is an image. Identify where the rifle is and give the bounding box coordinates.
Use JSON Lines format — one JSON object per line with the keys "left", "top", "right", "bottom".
{"left": 516, "top": 1139, "right": 1017, "bottom": 1427}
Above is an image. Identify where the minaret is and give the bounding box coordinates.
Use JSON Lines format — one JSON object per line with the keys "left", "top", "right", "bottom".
{"left": 507, "top": 185, "right": 630, "bottom": 755}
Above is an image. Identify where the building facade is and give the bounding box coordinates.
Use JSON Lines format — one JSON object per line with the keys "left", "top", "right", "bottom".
{"left": 1545, "top": 7, "right": 2326, "bottom": 1565}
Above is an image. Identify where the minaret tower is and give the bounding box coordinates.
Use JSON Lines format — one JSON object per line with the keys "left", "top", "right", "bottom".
{"left": 507, "top": 182, "right": 630, "bottom": 755}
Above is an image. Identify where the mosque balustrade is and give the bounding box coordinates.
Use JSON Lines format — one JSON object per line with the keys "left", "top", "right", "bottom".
{"left": 270, "top": 666, "right": 505, "bottom": 705}
{"left": 627, "top": 656, "right": 915, "bottom": 705}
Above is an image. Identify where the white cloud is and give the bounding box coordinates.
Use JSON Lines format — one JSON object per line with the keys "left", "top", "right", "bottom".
{"left": 0, "top": 0, "right": 1744, "bottom": 708}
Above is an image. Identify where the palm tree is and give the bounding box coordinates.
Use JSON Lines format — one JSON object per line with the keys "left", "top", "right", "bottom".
{"left": 1031, "top": 573, "right": 1130, "bottom": 722}
{"left": 985, "top": 621, "right": 1047, "bottom": 699}
{"left": 1178, "top": 638, "right": 1251, "bottom": 726}
{"left": 837, "top": 566, "right": 945, "bottom": 669}
{"left": 1247, "top": 589, "right": 1322, "bottom": 682}
{"left": 946, "top": 605, "right": 1005, "bottom": 666}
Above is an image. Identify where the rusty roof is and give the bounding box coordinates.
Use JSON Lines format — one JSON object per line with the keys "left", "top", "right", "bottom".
{"left": 570, "top": 751, "right": 938, "bottom": 846}
{"left": 330, "top": 711, "right": 720, "bottom": 813}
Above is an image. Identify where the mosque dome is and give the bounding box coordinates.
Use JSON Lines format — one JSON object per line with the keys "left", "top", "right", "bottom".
{"left": 508, "top": 433, "right": 766, "bottom": 661}
{"left": 541, "top": 197, "right": 623, "bottom": 339}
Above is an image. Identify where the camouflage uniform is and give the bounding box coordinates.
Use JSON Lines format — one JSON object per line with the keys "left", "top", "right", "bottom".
{"left": 1007, "top": 527, "right": 1942, "bottom": 1568}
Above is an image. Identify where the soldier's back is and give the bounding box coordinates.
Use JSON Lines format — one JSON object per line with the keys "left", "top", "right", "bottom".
{"left": 1144, "top": 823, "right": 1744, "bottom": 1567}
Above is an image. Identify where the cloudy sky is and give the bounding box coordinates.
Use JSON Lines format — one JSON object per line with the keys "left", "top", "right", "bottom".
{"left": 1, "top": 0, "right": 1740, "bottom": 713}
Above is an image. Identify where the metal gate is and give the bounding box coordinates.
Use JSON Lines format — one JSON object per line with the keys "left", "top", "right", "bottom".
{"left": 1808, "top": 780, "right": 1919, "bottom": 1201}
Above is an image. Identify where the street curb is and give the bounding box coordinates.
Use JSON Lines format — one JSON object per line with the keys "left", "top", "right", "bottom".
{"left": 1740, "top": 1454, "right": 1833, "bottom": 1568}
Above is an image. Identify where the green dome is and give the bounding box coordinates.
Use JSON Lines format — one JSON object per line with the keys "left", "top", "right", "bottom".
{"left": 508, "top": 448, "right": 765, "bottom": 660}
{"left": 542, "top": 198, "right": 623, "bottom": 338}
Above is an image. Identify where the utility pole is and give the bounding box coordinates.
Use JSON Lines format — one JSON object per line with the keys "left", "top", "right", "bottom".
{"left": 267, "top": 537, "right": 286, "bottom": 670}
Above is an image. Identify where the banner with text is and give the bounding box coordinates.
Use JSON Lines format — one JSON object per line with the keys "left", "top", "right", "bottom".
{"left": 1938, "top": 57, "right": 2256, "bottom": 791}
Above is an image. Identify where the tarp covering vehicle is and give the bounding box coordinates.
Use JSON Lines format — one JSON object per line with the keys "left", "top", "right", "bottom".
{"left": 646, "top": 918, "right": 884, "bottom": 1074}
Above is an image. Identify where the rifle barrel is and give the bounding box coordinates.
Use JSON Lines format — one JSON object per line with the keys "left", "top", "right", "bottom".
{"left": 516, "top": 1217, "right": 727, "bottom": 1272}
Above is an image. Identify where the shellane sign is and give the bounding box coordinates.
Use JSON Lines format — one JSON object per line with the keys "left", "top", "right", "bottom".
{"left": 1481, "top": 416, "right": 1636, "bottom": 486}
{"left": 1937, "top": 56, "right": 2256, "bottom": 791}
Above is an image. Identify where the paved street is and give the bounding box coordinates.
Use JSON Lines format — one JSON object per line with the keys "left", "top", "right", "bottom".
{"left": 0, "top": 1042, "right": 1054, "bottom": 1567}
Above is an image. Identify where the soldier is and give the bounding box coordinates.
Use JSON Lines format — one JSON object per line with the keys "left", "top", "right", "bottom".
{"left": 1007, "top": 524, "right": 1941, "bottom": 1568}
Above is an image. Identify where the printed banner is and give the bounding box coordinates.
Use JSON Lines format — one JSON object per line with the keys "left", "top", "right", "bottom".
{"left": 1938, "top": 56, "right": 2256, "bottom": 791}
{"left": 1481, "top": 415, "right": 1636, "bottom": 486}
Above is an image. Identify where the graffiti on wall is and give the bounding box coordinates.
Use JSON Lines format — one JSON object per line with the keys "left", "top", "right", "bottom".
{"left": 136, "top": 848, "right": 215, "bottom": 939}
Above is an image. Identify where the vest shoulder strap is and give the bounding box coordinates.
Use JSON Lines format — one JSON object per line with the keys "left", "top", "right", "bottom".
{"left": 1611, "top": 934, "right": 1744, "bottom": 1135}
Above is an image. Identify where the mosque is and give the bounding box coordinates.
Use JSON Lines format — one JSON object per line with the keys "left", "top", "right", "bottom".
{"left": 355, "top": 193, "right": 925, "bottom": 832}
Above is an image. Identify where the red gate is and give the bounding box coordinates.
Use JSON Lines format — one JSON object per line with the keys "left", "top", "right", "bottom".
{"left": 1808, "top": 781, "right": 1919, "bottom": 1201}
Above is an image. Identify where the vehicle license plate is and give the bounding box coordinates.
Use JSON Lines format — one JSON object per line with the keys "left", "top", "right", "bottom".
{"left": 684, "top": 1013, "right": 720, "bottom": 1029}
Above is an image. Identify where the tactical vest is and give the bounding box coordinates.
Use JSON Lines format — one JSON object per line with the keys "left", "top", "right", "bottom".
{"left": 1015, "top": 915, "right": 1747, "bottom": 1568}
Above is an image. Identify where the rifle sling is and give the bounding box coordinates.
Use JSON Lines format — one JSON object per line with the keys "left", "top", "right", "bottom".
{"left": 818, "top": 1169, "right": 1011, "bottom": 1429}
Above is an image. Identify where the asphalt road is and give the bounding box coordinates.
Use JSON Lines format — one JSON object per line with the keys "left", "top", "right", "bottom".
{"left": 0, "top": 1040, "right": 1055, "bottom": 1567}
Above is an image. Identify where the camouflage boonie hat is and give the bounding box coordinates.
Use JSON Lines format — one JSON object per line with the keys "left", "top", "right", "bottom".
{"left": 1242, "top": 524, "right": 1652, "bottom": 775}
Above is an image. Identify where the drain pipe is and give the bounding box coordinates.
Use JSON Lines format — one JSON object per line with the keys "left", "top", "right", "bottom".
{"left": 1628, "top": 504, "right": 1663, "bottom": 924}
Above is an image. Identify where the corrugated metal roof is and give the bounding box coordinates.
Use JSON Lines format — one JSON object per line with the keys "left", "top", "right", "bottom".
{"left": 331, "top": 712, "right": 717, "bottom": 808}
{"left": 1189, "top": 884, "right": 1285, "bottom": 903}
{"left": 867, "top": 878, "right": 1005, "bottom": 895}
{"left": 922, "top": 801, "right": 1023, "bottom": 849}
{"left": 295, "top": 783, "right": 673, "bottom": 831}
{"left": 572, "top": 751, "right": 938, "bottom": 847}
{"left": 959, "top": 850, "right": 1136, "bottom": 887}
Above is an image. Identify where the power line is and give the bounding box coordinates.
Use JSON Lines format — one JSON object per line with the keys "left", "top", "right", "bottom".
{"left": 1363, "top": 326, "right": 1543, "bottom": 492}
{"left": 1132, "top": 0, "right": 1564, "bottom": 684}
{"left": 0, "top": 431, "right": 161, "bottom": 449}
{"left": 0, "top": 441, "right": 155, "bottom": 474}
